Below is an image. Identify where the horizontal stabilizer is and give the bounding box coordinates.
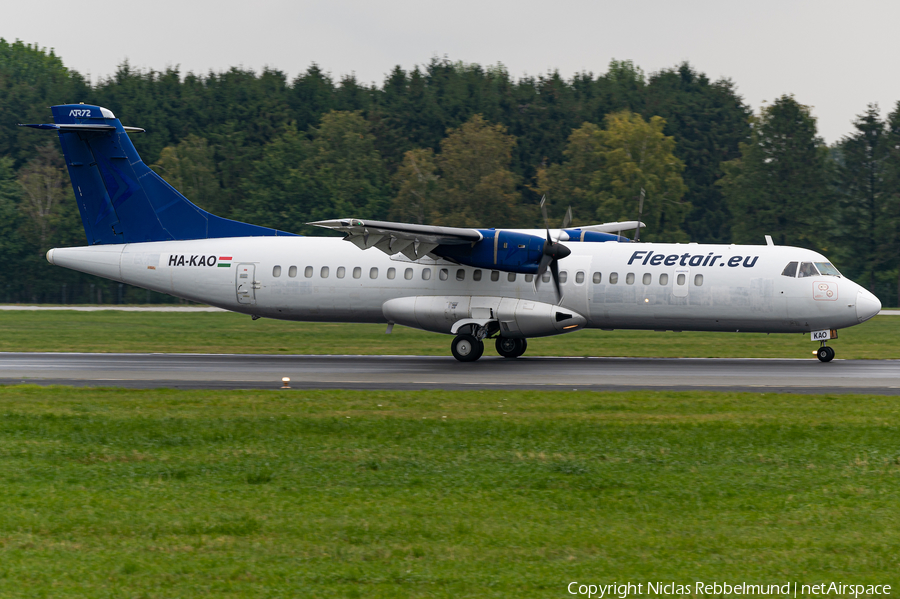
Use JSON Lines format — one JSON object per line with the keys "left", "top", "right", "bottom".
{"left": 19, "top": 123, "right": 145, "bottom": 133}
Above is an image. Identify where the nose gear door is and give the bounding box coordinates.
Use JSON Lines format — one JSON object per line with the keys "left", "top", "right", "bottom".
{"left": 236, "top": 263, "right": 257, "bottom": 305}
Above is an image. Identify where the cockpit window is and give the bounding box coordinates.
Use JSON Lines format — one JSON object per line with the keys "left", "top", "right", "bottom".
{"left": 781, "top": 261, "right": 798, "bottom": 277}
{"left": 797, "top": 262, "right": 819, "bottom": 278}
{"left": 814, "top": 262, "right": 842, "bottom": 277}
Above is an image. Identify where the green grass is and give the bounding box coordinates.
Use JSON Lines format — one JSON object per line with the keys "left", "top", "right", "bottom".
{"left": 0, "top": 310, "right": 898, "bottom": 358}
{"left": 1, "top": 386, "right": 899, "bottom": 597}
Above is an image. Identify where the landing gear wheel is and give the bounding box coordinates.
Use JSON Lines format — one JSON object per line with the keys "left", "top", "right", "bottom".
{"left": 817, "top": 346, "right": 835, "bottom": 363}
{"left": 451, "top": 334, "right": 484, "bottom": 362}
{"left": 495, "top": 337, "right": 527, "bottom": 358}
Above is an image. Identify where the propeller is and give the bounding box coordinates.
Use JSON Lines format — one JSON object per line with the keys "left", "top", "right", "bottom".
{"left": 534, "top": 196, "right": 572, "bottom": 301}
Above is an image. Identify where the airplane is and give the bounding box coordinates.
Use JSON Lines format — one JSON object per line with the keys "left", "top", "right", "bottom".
{"left": 22, "top": 104, "right": 882, "bottom": 363}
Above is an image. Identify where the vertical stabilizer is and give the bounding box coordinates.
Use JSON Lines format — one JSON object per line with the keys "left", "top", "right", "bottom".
{"left": 20, "top": 104, "right": 294, "bottom": 245}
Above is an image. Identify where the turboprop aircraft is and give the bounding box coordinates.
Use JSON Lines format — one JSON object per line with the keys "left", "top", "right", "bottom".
{"left": 22, "top": 104, "right": 882, "bottom": 362}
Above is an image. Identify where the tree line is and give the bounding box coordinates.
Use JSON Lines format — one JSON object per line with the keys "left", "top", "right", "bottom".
{"left": 1, "top": 38, "right": 899, "bottom": 305}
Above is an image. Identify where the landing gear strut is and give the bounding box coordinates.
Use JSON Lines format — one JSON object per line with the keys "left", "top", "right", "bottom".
{"left": 816, "top": 343, "right": 835, "bottom": 363}
{"left": 495, "top": 337, "right": 527, "bottom": 359}
{"left": 451, "top": 334, "right": 484, "bottom": 362}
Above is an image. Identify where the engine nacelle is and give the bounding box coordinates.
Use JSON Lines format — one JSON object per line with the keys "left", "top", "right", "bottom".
{"left": 382, "top": 295, "right": 586, "bottom": 338}
{"left": 434, "top": 230, "right": 545, "bottom": 274}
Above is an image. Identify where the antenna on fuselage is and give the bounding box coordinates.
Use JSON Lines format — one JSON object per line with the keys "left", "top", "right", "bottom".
{"left": 633, "top": 188, "right": 645, "bottom": 242}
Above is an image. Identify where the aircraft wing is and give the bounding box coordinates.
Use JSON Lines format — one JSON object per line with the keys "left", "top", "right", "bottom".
{"left": 572, "top": 221, "right": 644, "bottom": 234}
{"left": 309, "top": 219, "right": 483, "bottom": 261}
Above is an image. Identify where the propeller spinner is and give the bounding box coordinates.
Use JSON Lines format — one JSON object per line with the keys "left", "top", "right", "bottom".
{"left": 534, "top": 197, "right": 572, "bottom": 301}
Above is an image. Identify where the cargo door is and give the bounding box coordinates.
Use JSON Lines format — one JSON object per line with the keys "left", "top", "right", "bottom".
{"left": 560, "top": 255, "right": 592, "bottom": 319}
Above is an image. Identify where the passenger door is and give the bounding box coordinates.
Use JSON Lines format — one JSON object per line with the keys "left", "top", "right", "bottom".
{"left": 673, "top": 267, "right": 690, "bottom": 298}
{"left": 236, "top": 263, "right": 257, "bottom": 305}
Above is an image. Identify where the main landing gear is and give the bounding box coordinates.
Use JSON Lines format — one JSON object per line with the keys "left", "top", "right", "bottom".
{"left": 451, "top": 334, "right": 484, "bottom": 362}
{"left": 450, "top": 331, "right": 528, "bottom": 362}
{"left": 816, "top": 343, "right": 835, "bottom": 363}
{"left": 495, "top": 337, "right": 527, "bottom": 359}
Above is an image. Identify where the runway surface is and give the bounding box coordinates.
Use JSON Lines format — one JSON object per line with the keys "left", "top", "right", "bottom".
{"left": 1, "top": 352, "right": 899, "bottom": 394}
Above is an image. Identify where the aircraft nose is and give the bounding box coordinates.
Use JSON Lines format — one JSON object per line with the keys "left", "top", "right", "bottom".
{"left": 856, "top": 289, "right": 881, "bottom": 323}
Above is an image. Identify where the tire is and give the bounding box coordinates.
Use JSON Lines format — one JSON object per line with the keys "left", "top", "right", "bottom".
{"left": 496, "top": 337, "right": 518, "bottom": 358}
{"left": 452, "top": 334, "right": 484, "bottom": 362}
{"left": 516, "top": 338, "right": 528, "bottom": 357}
{"left": 495, "top": 337, "right": 527, "bottom": 358}
{"left": 817, "top": 346, "right": 835, "bottom": 363}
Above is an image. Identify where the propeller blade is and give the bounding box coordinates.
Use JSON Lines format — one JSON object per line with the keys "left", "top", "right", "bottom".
{"left": 534, "top": 253, "right": 553, "bottom": 291}
{"left": 549, "top": 259, "right": 562, "bottom": 301}
{"left": 540, "top": 195, "right": 549, "bottom": 229}
{"left": 561, "top": 205, "right": 572, "bottom": 230}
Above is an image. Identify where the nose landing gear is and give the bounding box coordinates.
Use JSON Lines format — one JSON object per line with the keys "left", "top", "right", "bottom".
{"left": 816, "top": 343, "right": 835, "bottom": 363}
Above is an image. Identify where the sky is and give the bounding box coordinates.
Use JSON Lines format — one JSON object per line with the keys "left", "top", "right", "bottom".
{"left": 5, "top": 0, "right": 900, "bottom": 144}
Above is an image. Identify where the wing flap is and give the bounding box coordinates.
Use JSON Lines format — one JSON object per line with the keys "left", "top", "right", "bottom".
{"left": 311, "top": 219, "right": 482, "bottom": 258}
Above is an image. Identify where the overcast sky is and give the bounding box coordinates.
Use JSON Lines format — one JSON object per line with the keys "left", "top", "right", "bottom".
{"left": 6, "top": 0, "right": 900, "bottom": 144}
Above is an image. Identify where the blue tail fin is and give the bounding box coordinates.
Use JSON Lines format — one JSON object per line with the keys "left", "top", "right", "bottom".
{"left": 20, "top": 104, "right": 294, "bottom": 245}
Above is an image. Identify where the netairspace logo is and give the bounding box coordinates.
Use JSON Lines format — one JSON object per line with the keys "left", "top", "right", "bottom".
{"left": 566, "top": 582, "right": 892, "bottom": 598}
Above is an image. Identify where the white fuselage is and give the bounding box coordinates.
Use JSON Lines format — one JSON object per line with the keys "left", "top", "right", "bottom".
{"left": 47, "top": 237, "right": 880, "bottom": 335}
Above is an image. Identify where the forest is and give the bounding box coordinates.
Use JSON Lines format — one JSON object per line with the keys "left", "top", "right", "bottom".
{"left": 2, "top": 38, "right": 899, "bottom": 306}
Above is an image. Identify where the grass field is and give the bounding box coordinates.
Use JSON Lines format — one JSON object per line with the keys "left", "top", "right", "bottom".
{"left": 0, "top": 310, "right": 898, "bottom": 358}
{"left": 1, "top": 385, "right": 898, "bottom": 597}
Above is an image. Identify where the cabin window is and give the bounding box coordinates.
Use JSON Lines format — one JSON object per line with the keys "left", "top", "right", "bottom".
{"left": 473, "top": 269, "right": 482, "bottom": 281}
{"left": 798, "top": 262, "right": 819, "bottom": 278}
{"left": 304, "top": 266, "right": 313, "bottom": 278}
{"left": 422, "top": 268, "right": 432, "bottom": 280}
{"left": 370, "top": 267, "right": 378, "bottom": 279}
{"left": 337, "top": 266, "right": 346, "bottom": 279}
{"left": 273, "top": 265, "right": 282, "bottom": 277}
{"left": 576, "top": 271, "right": 585, "bottom": 284}
{"left": 542, "top": 272, "right": 551, "bottom": 283}
{"left": 659, "top": 273, "right": 668, "bottom": 285}
{"left": 642, "top": 273, "right": 651, "bottom": 285}
{"left": 404, "top": 268, "right": 413, "bottom": 280}
{"left": 288, "top": 266, "right": 297, "bottom": 278}
{"left": 387, "top": 267, "right": 396, "bottom": 280}
{"left": 814, "top": 262, "right": 842, "bottom": 276}
{"left": 625, "top": 273, "right": 635, "bottom": 285}
{"left": 439, "top": 268, "right": 449, "bottom": 281}
{"left": 559, "top": 271, "right": 567, "bottom": 284}
{"left": 677, "top": 273, "right": 686, "bottom": 286}
{"left": 609, "top": 272, "right": 618, "bottom": 284}
{"left": 781, "top": 262, "right": 798, "bottom": 277}
{"left": 320, "top": 266, "right": 329, "bottom": 278}
{"left": 525, "top": 274, "right": 534, "bottom": 283}
{"left": 353, "top": 267, "right": 361, "bottom": 279}
{"left": 592, "top": 272, "right": 601, "bottom": 284}
{"left": 694, "top": 274, "right": 704, "bottom": 286}
{"left": 456, "top": 269, "right": 465, "bottom": 281}
{"left": 491, "top": 271, "right": 500, "bottom": 282}
{"left": 508, "top": 272, "right": 517, "bottom": 282}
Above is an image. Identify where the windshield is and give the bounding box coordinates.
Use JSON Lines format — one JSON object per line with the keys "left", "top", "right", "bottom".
{"left": 814, "top": 262, "right": 842, "bottom": 277}
{"left": 781, "top": 262, "right": 798, "bottom": 277}
{"left": 797, "top": 262, "right": 819, "bottom": 278}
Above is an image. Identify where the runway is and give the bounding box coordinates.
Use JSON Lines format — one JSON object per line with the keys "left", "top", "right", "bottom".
{"left": 1, "top": 352, "right": 899, "bottom": 394}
